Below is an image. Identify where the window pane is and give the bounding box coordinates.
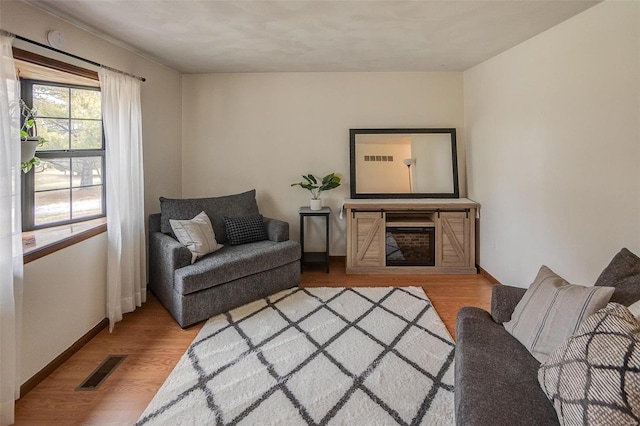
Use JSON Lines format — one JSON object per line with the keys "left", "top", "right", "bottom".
{"left": 38, "top": 118, "right": 69, "bottom": 151}
{"left": 33, "top": 85, "right": 69, "bottom": 118}
{"left": 35, "top": 189, "right": 70, "bottom": 225}
{"left": 72, "top": 186, "right": 103, "bottom": 219}
{"left": 71, "top": 120, "right": 102, "bottom": 150}
{"left": 71, "top": 88, "right": 101, "bottom": 119}
{"left": 72, "top": 157, "right": 102, "bottom": 187}
{"left": 35, "top": 159, "right": 71, "bottom": 191}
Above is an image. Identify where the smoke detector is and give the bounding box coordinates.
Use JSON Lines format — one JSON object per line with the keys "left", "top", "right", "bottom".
{"left": 46, "top": 30, "right": 66, "bottom": 50}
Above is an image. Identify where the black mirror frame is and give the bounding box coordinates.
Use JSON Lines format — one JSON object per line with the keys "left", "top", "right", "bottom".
{"left": 349, "top": 128, "right": 459, "bottom": 199}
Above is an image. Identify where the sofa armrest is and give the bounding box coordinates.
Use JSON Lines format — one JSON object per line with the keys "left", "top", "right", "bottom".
{"left": 149, "top": 231, "right": 192, "bottom": 289}
{"left": 491, "top": 285, "right": 527, "bottom": 324}
{"left": 263, "top": 217, "right": 289, "bottom": 242}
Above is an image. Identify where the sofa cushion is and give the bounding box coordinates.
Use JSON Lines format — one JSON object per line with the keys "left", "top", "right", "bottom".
{"left": 504, "top": 265, "right": 614, "bottom": 363}
{"left": 455, "top": 306, "right": 560, "bottom": 426}
{"left": 595, "top": 248, "right": 640, "bottom": 306}
{"left": 224, "top": 214, "right": 268, "bottom": 245}
{"left": 170, "top": 211, "right": 224, "bottom": 264}
{"left": 539, "top": 303, "right": 640, "bottom": 426}
{"left": 174, "top": 239, "right": 301, "bottom": 295}
{"left": 160, "top": 189, "right": 259, "bottom": 243}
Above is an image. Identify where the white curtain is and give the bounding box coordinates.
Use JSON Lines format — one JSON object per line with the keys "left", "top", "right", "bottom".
{"left": 99, "top": 68, "right": 146, "bottom": 331}
{"left": 0, "top": 35, "right": 22, "bottom": 426}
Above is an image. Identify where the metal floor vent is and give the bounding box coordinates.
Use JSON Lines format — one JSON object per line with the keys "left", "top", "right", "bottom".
{"left": 76, "top": 355, "right": 127, "bottom": 391}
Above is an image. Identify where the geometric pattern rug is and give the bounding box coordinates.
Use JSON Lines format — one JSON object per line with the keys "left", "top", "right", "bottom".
{"left": 136, "top": 287, "right": 455, "bottom": 425}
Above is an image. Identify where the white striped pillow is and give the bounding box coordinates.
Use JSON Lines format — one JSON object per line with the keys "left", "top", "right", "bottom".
{"left": 504, "top": 265, "right": 615, "bottom": 363}
{"left": 170, "top": 211, "right": 223, "bottom": 264}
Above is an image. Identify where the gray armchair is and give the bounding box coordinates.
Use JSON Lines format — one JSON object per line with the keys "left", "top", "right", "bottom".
{"left": 148, "top": 190, "right": 301, "bottom": 328}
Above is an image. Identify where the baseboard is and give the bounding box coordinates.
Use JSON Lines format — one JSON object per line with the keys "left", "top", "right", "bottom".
{"left": 20, "top": 318, "right": 109, "bottom": 398}
{"left": 477, "top": 265, "right": 501, "bottom": 285}
{"left": 329, "top": 255, "right": 346, "bottom": 262}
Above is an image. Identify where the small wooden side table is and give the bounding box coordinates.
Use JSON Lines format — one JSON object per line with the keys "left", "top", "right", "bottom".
{"left": 298, "top": 206, "right": 331, "bottom": 273}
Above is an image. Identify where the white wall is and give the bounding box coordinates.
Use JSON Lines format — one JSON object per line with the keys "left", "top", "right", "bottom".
{"left": 21, "top": 234, "right": 107, "bottom": 384}
{"left": 464, "top": 1, "right": 640, "bottom": 287}
{"left": 1, "top": 1, "right": 183, "bottom": 385}
{"left": 182, "top": 72, "right": 464, "bottom": 254}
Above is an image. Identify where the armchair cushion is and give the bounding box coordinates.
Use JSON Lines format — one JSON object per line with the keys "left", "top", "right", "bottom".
{"left": 160, "top": 189, "right": 259, "bottom": 243}
{"left": 174, "top": 239, "right": 300, "bottom": 295}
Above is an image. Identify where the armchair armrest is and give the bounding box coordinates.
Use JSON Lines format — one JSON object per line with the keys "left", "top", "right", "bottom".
{"left": 491, "top": 285, "right": 527, "bottom": 324}
{"left": 149, "top": 231, "right": 192, "bottom": 289}
{"left": 149, "top": 213, "right": 161, "bottom": 233}
{"left": 263, "top": 217, "right": 289, "bottom": 242}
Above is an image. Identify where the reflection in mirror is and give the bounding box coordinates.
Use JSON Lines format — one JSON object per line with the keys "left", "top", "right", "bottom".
{"left": 350, "top": 129, "right": 458, "bottom": 199}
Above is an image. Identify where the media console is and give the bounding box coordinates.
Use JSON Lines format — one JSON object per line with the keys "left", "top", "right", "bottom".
{"left": 344, "top": 198, "right": 479, "bottom": 274}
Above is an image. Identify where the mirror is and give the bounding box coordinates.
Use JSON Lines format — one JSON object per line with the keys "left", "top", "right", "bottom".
{"left": 350, "top": 128, "right": 459, "bottom": 198}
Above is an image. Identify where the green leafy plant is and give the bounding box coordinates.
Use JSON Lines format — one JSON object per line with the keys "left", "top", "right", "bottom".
{"left": 20, "top": 99, "right": 46, "bottom": 173}
{"left": 291, "top": 173, "right": 341, "bottom": 199}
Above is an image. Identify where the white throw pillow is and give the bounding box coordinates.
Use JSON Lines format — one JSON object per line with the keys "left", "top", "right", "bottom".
{"left": 170, "top": 211, "right": 223, "bottom": 264}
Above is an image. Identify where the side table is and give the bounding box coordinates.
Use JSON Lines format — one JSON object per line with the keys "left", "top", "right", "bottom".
{"left": 298, "top": 206, "right": 331, "bottom": 273}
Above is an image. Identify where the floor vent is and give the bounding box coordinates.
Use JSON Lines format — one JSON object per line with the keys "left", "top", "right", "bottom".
{"left": 76, "top": 355, "right": 127, "bottom": 391}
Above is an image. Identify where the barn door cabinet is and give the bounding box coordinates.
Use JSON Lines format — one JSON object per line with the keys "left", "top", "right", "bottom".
{"left": 345, "top": 198, "right": 479, "bottom": 274}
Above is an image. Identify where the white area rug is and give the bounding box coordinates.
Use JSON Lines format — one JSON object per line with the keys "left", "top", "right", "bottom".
{"left": 137, "top": 287, "right": 455, "bottom": 425}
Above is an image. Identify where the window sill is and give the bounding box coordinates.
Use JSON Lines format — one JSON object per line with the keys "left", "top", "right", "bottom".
{"left": 22, "top": 217, "right": 107, "bottom": 264}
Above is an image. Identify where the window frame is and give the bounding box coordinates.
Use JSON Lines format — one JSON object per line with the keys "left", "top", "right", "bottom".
{"left": 21, "top": 79, "right": 106, "bottom": 231}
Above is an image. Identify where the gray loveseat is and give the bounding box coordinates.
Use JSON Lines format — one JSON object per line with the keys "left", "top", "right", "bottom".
{"left": 455, "top": 248, "right": 640, "bottom": 425}
{"left": 148, "top": 189, "right": 301, "bottom": 328}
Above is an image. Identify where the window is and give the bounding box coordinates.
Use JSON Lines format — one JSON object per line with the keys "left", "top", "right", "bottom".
{"left": 21, "top": 80, "right": 105, "bottom": 230}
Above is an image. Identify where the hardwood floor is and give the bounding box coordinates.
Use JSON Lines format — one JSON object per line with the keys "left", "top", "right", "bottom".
{"left": 15, "top": 258, "right": 494, "bottom": 425}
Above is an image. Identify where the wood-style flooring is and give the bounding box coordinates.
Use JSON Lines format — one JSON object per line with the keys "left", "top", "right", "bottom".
{"left": 15, "top": 258, "right": 494, "bottom": 425}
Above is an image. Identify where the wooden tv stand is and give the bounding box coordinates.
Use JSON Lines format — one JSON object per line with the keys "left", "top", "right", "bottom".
{"left": 344, "top": 198, "right": 479, "bottom": 274}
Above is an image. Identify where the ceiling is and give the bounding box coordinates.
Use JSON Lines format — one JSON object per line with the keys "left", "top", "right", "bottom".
{"left": 25, "top": 0, "right": 599, "bottom": 74}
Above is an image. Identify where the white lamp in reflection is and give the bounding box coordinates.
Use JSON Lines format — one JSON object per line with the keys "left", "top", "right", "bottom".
{"left": 403, "top": 158, "right": 416, "bottom": 192}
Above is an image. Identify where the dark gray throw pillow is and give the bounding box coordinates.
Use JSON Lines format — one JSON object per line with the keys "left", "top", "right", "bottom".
{"left": 595, "top": 248, "right": 640, "bottom": 306}
{"left": 159, "top": 189, "right": 259, "bottom": 243}
{"left": 224, "top": 215, "right": 268, "bottom": 245}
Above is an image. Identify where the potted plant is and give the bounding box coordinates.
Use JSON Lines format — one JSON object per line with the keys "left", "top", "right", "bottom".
{"left": 291, "top": 172, "right": 341, "bottom": 210}
{"left": 20, "top": 99, "right": 45, "bottom": 173}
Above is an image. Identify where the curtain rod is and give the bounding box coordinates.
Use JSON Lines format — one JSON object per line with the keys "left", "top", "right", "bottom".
{"left": 1, "top": 29, "right": 146, "bottom": 82}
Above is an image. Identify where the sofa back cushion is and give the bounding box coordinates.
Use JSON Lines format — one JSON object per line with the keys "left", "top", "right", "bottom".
{"left": 160, "top": 189, "right": 259, "bottom": 243}
{"left": 504, "top": 265, "right": 614, "bottom": 363}
{"left": 595, "top": 248, "right": 640, "bottom": 306}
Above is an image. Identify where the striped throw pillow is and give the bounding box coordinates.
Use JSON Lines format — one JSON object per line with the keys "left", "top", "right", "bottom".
{"left": 504, "top": 265, "right": 614, "bottom": 363}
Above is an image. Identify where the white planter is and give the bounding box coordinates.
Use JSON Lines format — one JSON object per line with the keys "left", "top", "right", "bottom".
{"left": 310, "top": 199, "right": 322, "bottom": 210}
{"left": 21, "top": 138, "right": 39, "bottom": 164}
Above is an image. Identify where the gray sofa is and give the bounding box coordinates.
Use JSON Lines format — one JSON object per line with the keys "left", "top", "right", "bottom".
{"left": 455, "top": 285, "right": 560, "bottom": 425}
{"left": 148, "top": 189, "right": 301, "bottom": 328}
{"left": 455, "top": 248, "right": 640, "bottom": 425}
